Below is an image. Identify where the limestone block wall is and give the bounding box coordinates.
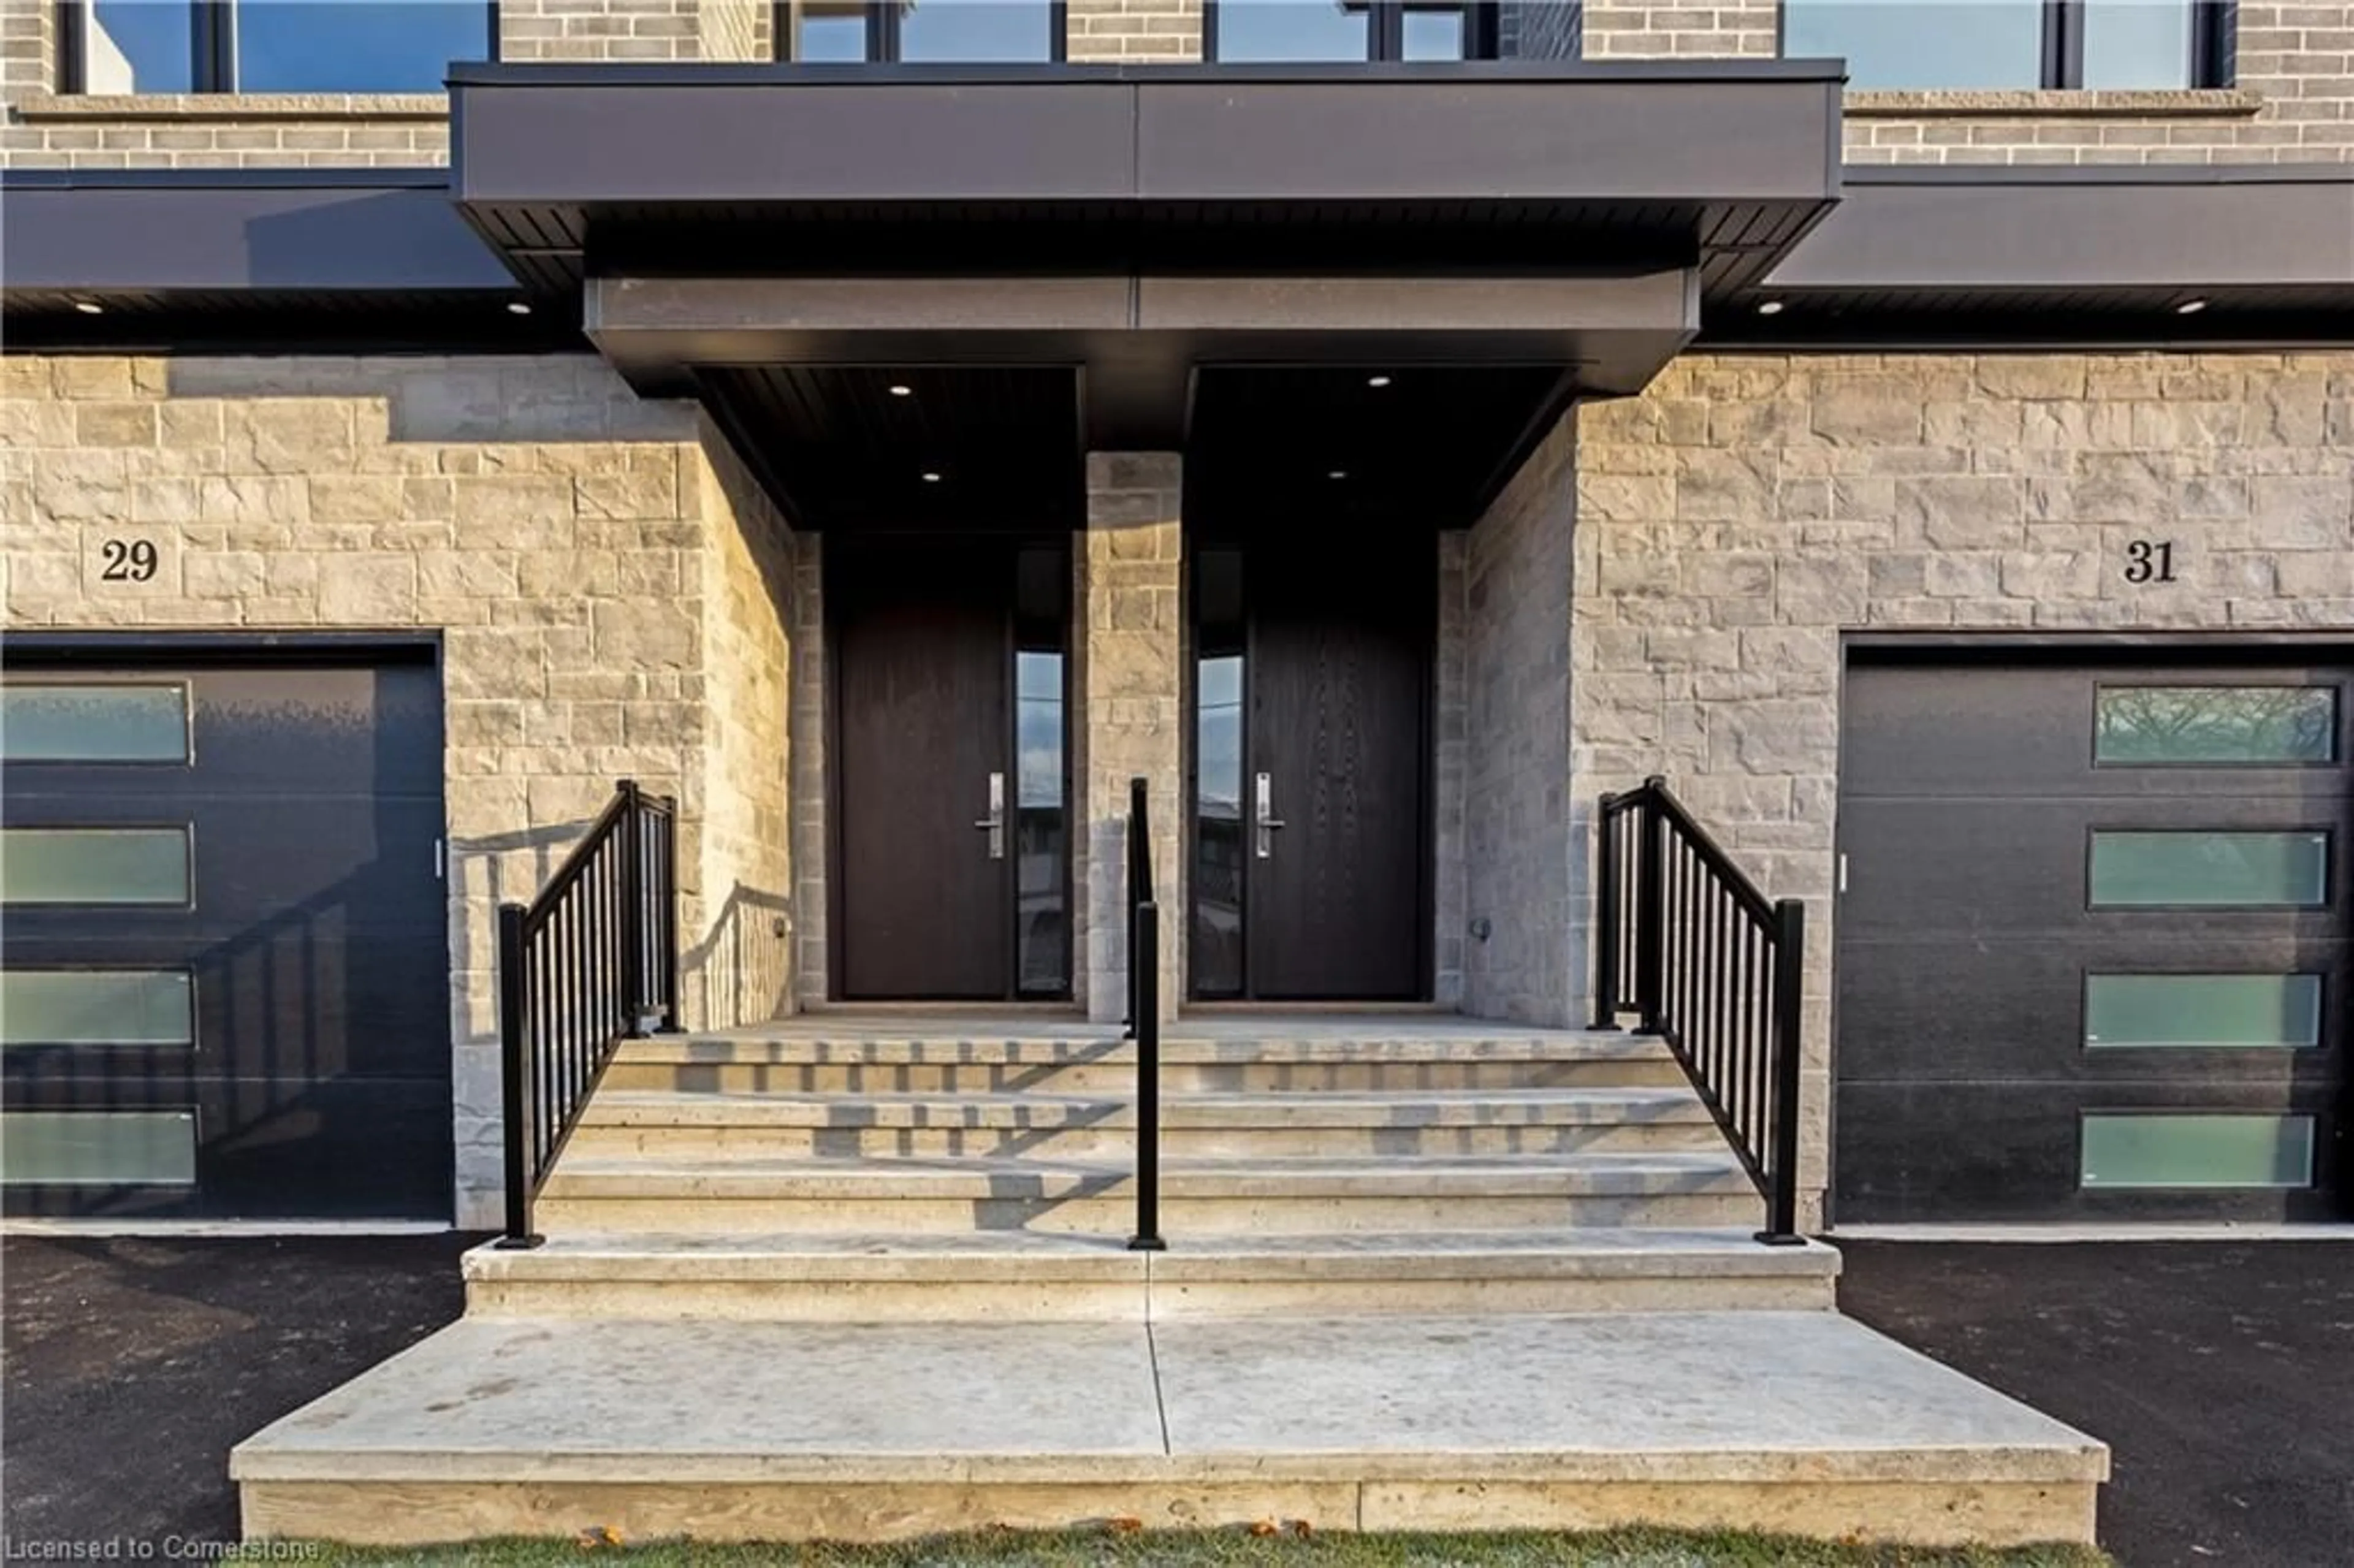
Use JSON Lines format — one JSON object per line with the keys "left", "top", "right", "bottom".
{"left": 1571, "top": 349, "right": 2354, "bottom": 1222}
{"left": 0, "top": 352, "right": 804, "bottom": 1225}
{"left": 1065, "top": 0, "right": 1204, "bottom": 61}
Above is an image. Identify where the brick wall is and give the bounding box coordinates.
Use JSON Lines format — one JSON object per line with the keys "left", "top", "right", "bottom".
{"left": 1570, "top": 350, "right": 2354, "bottom": 1221}
{"left": 1, "top": 353, "right": 807, "bottom": 1225}
{"left": 1583, "top": 0, "right": 1774, "bottom": 59}
{"left": 1065, "top": 0, "right": 1203, "bottom": 61}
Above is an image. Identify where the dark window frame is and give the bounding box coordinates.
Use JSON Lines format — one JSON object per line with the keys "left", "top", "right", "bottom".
{"left": 1781, "top": 0, "right": 2237, "bottom": 90}
{"left": 56, "top": 0, "right": 500, "bottom": 94}
{"left": 1203, "top": 1, "right": 1509, "bottom": 63}
{"left": 774, "top": 1, "right": 1069, "bottom": 63}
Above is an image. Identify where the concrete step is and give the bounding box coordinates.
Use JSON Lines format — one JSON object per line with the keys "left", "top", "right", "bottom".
{"left": 601, "top": 1030, "right": 1688, "bottom": 1095}
{"left": 232, "top": 1312, "right": 2106, "bottom": 1548}
{"left": 463, "top": 1227, "right": 1840, "bottom": 1319}
{"left": 566, "top": 1087, "right": 1726, "bottom": 1160}
{"left": 533, "top": 1151, "right": 1764, "bottom": 1234}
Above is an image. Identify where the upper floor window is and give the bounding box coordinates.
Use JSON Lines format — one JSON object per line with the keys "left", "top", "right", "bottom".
{"left": 777, "top": 0, "right": 1062, "bottom": 61}
{"left": 64, "top": 0, "right": 494, "bottom": 94}
{"left": 1205, "top": 1, "right": 1509, "bottom": 62}
{"left": 1782, "top": 0, "right": 2232, "bottom": 91}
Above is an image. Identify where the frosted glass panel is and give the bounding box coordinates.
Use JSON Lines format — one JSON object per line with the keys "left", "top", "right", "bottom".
{"left": 1, "top": 971, "right": 193, "bottom": 1047}
{"left": 1, "top": 1111, "right": 197, "bottom": 1186}
{"left": 2084, "top": 975, "right": 2322, "bottom": 1049}
{"left": 2081, "top": 1114, "right": 2315, "bottom": 1189}
{"left": 0, "top": 829, "right": 191, "bottom": 906}
{"left": 2089, "top": 832, "right": 2329, "bottom": 908}
{"left": 2096, "top": 687, "right": 2337, "bottom": 765}
{"left": 1, "top": 685, "right": 188, "bottom": 763}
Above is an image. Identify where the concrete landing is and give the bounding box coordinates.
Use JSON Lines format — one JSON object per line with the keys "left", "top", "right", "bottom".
{"left": 234, "top": 1311, "right": 2105, "bottom": 1547}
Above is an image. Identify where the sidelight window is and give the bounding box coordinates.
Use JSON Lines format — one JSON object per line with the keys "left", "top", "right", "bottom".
{"left": 1013, "top": 548, "right": 1070, "bottom": 997}
{"left": 61, "top": 1, "right": 495, "bottom": 94}
{"left": 1781, "top": 0, "right": 2233, "bottom": 91}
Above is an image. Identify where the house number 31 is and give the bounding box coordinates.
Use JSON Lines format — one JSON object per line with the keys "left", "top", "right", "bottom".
{"left": 2122, "top": 540, "right": 2178, "bottom": 585}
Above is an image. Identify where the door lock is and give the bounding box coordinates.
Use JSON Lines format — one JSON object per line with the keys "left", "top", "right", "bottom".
{"left": 974, "top": 771, "right": 1006, "bottom": 860}
{"left": 1254, "top": 771, "right": 1286, "bottom": 860}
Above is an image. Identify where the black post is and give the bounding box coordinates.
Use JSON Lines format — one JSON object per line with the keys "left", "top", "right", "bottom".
{"left": 493, "top": 901, "right": 543, "bottom": 1249}
{"left": 617, "top": 779, "right": 647, "bottom": 1038}
{"left": 1128, "top": 897, "right": 1165, "bottom": 1251}
{"left": 1631, "top": 779, "right": 1666, "bottom": 1034}
{"left": 656, "top": 794, "right": 682, "bottom": 1033}
{"left": 1589, "top": 794, "right": 1623, "bottom": 1030}
{"left": 1757, "top": 896, "right": 1808, "bottom": 1246}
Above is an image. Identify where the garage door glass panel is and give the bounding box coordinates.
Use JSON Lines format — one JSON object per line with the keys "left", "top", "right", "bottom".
{"left": 0, "top": 970, "right": 193, "bottom": 1047}
{"left": 0, "top": 685, "right": 188, "bottom": 763}
{"left": 2084, "top": 974, "right": 2323, "bottom": 1049}
{"left": 2081, "top": 1114, "right": 2315, "bottom": 1189}
{"left": 2088, "top": 831, "right": 2329, "bottom": 907}
{"left": 0, "top": 1111, "right": 197, "bottom": 1186}
{"left": 0, "top": 828, "right": 191, "bottom": 906}
{"left": 2095, "top": 686, "right": 2338, "bottom": 765}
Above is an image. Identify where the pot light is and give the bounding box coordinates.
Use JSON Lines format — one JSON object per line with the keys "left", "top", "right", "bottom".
{"left": 1327, "top": 468, "right": 1349, "bottom": 481}
{"left": 889, "top": 383, "right": 913, "bottom": 397}
{"left": 505, "top": 301, "right": 533, "bottom": 316}
{"left": 921, "top": 470, "right": 942, "bottom": 483}
{"left": 1366, "top": 374, "right": 1393, "bottom": 388}
{"left": 1755, "top": 300, "right": 1786, "bottom": 316}
{"left": 72, "top": 300, "right": 103, "bottom": 315}
{"left": 2175, "top": 298, "right": 2209, "bottom": 316}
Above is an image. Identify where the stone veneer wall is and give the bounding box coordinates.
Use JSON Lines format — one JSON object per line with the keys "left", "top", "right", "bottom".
{"left": 1459, "top": 416, "right": 1580, "bottom": 1026}
{"left": 1064, "top": 0, "right": 1203, "bottom": 61}
{"left": 0, "top": 353, "right": 804, "bottom": 1225}
{"left": 1571, "top": 350, "right": 2354, "bottom": 1223}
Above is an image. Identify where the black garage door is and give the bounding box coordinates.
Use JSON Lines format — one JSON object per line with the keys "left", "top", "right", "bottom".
{"left": 1836, "top": 647, "right": 2349, "bottom": 1224}
{"left": 1, "top": 645, "right": 451, "bottom": 1219}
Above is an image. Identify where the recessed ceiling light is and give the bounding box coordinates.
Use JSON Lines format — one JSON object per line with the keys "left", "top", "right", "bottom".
{"left": 1756, "top": 300, "right": 1786, "bottom": 316}
{"left": 1366, "top": 374, "right": 1393, "bottom": 388}
{"left": 72, "top": 300, "right": 103, "bottom": 315}
{"left": 889, "top": 384, "right": 913, "bottom": 397}
{"left": 921, "top": 470, "right": 942, "bottom": 483}
{"left": 2175, "top": 297, "right": 2209, "bottom": 316}
{"left": 1327, "top": 468, "right": 1349, "bottom": 481}
{"left": 505, "top": 301, "right": 532, "bottom": 316}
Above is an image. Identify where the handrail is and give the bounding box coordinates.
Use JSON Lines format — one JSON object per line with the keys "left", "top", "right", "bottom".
{"left": 494, "top": 778, "right": 680, "bottom": 1248}
{"left": 1591, "top": 775, "right": 1806, "bottom": 1246}
{"left": 1123, "top": 776, "right": 1165, "bottom": 1252}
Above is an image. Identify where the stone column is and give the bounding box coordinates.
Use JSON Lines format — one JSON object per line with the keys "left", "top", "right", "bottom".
{"left": 1076, "top": 453, "right": 1184, "bottom": 1024}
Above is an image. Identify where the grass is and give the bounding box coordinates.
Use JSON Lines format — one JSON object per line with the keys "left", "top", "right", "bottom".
{"left": 302, "top": 1528, "right": 2116, "bottom": 1568}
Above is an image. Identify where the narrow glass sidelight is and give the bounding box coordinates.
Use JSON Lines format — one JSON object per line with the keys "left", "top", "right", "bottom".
{"left": 2089, "top": 831, "right": 2331, "bottom": 908}
{"left": 1013, "top": 548, "right": 1069, "bottom": 999}
{"left": 2081, "top": 1114, "right": 2316, "bottom": 1189}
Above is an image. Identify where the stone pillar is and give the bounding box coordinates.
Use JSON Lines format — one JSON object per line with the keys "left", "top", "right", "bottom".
{"left": 1077, "top": 453, "right": 1184, "bottom": 1024}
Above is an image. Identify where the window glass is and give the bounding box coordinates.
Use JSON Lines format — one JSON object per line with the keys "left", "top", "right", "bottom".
{"left": 896, "top": 0, "right": 1056, "bottom": 61}
{"left": 2081, "top": 1114, "right": 2315, "bottom": 1189}
{"left": 792, "top": 1, "right": 872, "bottom": 59}
{"left": 2096, "top": 686, "right": 2337, "bottom": 766}
{"left": 1, "top": 684, "right": 188, "bottom": 764}
{"left": 1401, "top": 5, "right": 1469, "bottom": 58}
{"left": 2084, "top": 974, "right": 2322, "bottom": 1049}
{"left": 1015, "top": 650, "right": 1067, "bottom": 997}
{"left": 1215, "top": 0, "right": 1372, "bottom": 60}
{"left": 0, "top": 828, "right": 191, "bottom": 907}
{"left": 232, "top": 1, "right": 492, "bottom": 93}
{"left": 80, "top": 1, "right": 197, "bottom": 93}
{"left": 2089, "top": 831, "right": 2329, "bottom": 908}
{"left": 1781, "top": 1, "right": 2046, "bottom": 89}
{"left": 2082, "top": 0, "right": 2197, "bottom": 88}
{"left": 1, "top": 971, "right": 194, "bottom": 1048}
{"left": 0, "top": 1110, "right": 197, "bottom": 1186}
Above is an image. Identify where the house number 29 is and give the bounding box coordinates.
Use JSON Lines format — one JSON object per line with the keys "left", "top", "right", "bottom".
{"left": 98, "top": 538, "right": 159, "bottom": 582}
{"left": 2122, "top": 540, "right": 2178, "bottom": 585}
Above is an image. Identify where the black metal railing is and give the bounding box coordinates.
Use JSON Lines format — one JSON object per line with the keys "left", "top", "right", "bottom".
{"left": 1591, "top": 775, "right": 1807, "bottom": 1246}
{"left": 1124, "top": 776, "right": 1165, "bottom": 1252}
{"left": 495, "top": 778, "right": 679, "bottom": 1248}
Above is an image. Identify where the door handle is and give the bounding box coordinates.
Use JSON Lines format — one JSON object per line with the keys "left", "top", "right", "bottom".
{"left": 974, "top": 771, "right": 1005, "bottom": 860}
{"left": 1254, "top": 771, "right": 1286, "bottom": 860}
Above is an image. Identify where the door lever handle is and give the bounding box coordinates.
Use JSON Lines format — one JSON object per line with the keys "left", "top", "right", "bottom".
{"left": 974, "top": 771, "right": 1006, "bottom": 860}
{"left": 1254, "top": 771, "right": 1286, "bottom": 860}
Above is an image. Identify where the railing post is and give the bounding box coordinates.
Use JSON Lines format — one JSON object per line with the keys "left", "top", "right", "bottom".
{"left": 1758, "top": 896, "right": 1808, "bottom": 1246}
{"left": 1128, "top": 897, "right": 1165, "bottom": 1252}
{"left": 1631, "top": 778, "right": 1667, "bottom": 1034}
{"left": 616, "top": 779, "right": 647, "bottom": 1038}
{"left": 493, "top": 901, "right": 543, "bottom": 1249}
{"left": 656, "top": 794, "right": 681, "bottom": 1033}
{"left": 1590, "top": 794, "right": 1623, "bottom": 1031}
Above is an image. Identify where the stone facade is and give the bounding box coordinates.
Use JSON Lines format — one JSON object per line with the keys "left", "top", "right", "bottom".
{"left": 0, "top": 352, "right": 806, "bottom": 1225}
{"left": 1570, "top": 350, "right": 2354, "bottom": 1222}
{"left": 1065, "top": 0, "right": 1203, "bottom": 61}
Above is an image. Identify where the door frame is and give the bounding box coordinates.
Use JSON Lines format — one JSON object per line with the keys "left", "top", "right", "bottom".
{"left": 823, "top": 533, "right": 1075, "bottom": 1003}
{"left": 1181, "top": 533, "right": 1438, "bottom": 1003}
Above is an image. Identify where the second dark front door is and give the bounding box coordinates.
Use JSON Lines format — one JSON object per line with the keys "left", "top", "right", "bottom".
{"left": 832, "top": 538, "right": 1070, "bottom": 1001}
{"left": 1192, "top": 540, "right": 1430, "bottom": 1001}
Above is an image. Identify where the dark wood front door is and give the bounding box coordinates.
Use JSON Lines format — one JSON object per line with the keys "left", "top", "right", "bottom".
{"left": 1192, "top": 541, "right": 1431, "bottom": 1001}
{"left": 833, "top": 539, "right": 1070, "bottom": 1001}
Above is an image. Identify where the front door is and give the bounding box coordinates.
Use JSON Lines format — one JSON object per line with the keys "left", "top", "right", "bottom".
{"left": 1191, "top": 540, "right": 1430, "bottom": 1000}
{"left": 832, "top": 538, "right": 1070, "bottom": 1000}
